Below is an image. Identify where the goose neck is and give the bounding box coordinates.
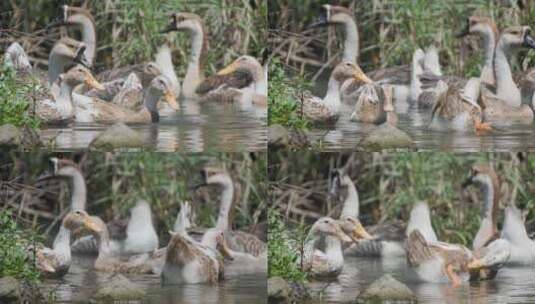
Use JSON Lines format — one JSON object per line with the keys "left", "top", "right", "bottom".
{"left": 52, "top": 225, "right": 72, "bottom": 261}
{"left": 183, "top": 27, "right": 206, "bottom": 98}
{"left": 494, "top": 40, "right": 521, "bottom": 106}
{"left": 70, "top": 170, "right": 87, "bottom": 211}
{"left": 340, "top": 17, "right": 359, "bottom": 64}
{"left": 340, "top": 179, "right": 359, "bottom": 218}
{"left": 72, "top": 15, "right": 96, "bottom": 64}
{"left": 216, "top": 181, "right": 234, "bottom": 230}
{"left": 322, "top": 76, "right": 342, "bottom": 111}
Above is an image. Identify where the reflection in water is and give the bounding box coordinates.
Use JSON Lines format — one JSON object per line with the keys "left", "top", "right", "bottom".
{"left": 40, "top": 98, "right": 266, "bottom": 152}
{"left": 306, "top": 256, "right": 535, "bottom": 304}
{"left": 41, "top": 256, "right": 266, "bottom": 304}
{"left": 306, "top": 107, "right": 535, "bottom": 152}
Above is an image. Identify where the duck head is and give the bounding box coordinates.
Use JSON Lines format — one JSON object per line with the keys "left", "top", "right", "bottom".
{"left": 332, "top": 61, "right": 372, "bottom": 85}
{"left": 311, "top": 217, "right": 353, "bottom": 242}
{"left": 149, "top": 75, "right": 179, "bottom": 110}
{"left": 62, "top": 65, "right": 104, "bottom": 90}
{"left": 309, "top": 5, "right": 354, "bottom": 28}
{"left": 339, "top": 215, "right": 374, "bottom": 243}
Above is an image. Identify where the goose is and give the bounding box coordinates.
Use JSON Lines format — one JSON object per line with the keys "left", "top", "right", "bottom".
{"left": 192, "top": 166, "right": 267, "bottom": 259}
{"left": 407, "top": 229, "right": 510, "bottom": 287}
{"left": 301, "top": 217, "right": 356, "bottom": 277}
{"left": 48, "top": 5, "right": 96, "bottom": 67}
{"left": 501, "top": 205, "right": 535, "bottom": 265}
{"left": 195, "top": 55, "right": 267, "bottom": 109}
{"left": 410, "top": 46, "right": 445, "bottom": 109}
{"left": 309, "top": 4, "right": 411, "bottom": 110}
{"left": 349, "top": 78, "right": 395, "bottom": 124}
{"left": 161, "top": 228, "right": 233, "bottom": 284}
{"left": 298, "top": 61, "right": 372, "bottom": 124}
{"left": 35, "top": 64, "right": 104, "bottom": 125}
{"left": 461, "top": 164, "right": 513, "bottom": 280}
{"left": 161, "top": 12, "right": 208, "bottom": 99}
{"left": 34, "top": 210, "right": 98, "bottom": 277}
{"left": 478, "top": 26, "right": 535, "bottom": 123}
{"left": 72, "top": 74, "right": 179, "bottom": 124}
{"left": 71, "top": 200, "right": 159, "bottom": 256}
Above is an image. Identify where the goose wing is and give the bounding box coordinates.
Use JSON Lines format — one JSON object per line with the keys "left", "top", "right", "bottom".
{"left": 196, "top": 69, "right": 254, "bottom": 95}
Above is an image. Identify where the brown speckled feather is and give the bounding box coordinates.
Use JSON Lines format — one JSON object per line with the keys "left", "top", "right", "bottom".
{"left": 226, "top": 231, "right": 266, "bottom": 257}
{"left": 368, "top": 65, "right": 410, "bottom": 85}
{"left": 196, "top": 69, "right": 254, "bottom": 95}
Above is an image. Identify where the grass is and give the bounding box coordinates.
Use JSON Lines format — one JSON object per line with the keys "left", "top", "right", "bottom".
{"left": 268, "top": 58, "right": 310, "bottom": 128}
{"left": 268, "top": 209, "right": 308, "bottom": 281}
{"left": 0, "top": 63, "right": 42, "bottom": 129}
{"left": 0, "top": 210, "right": 41, "bottom": 282}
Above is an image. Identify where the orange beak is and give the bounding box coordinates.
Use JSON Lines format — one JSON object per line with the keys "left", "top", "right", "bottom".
{"left": 164, "top": 89, "right": 179, "bottom": 110}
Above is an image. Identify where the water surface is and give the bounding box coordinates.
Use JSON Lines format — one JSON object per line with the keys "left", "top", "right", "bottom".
{"left": 41, "top": 256, "right": 266, "bottom": 304}
{"left": 306, "top": 103, "right": 535, "bottom": 152}
{"left": 306, "top": 256, "right": 535, "bottom": 303}
{"left": 40, "top": 99, "right": 266, "bottom": 152}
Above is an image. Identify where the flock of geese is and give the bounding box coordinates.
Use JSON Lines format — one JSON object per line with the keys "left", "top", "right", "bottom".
{"left": 301, "top": 164, "right": 535, "bottom": 287}
{"left": 300, "top": 5, "right": 535, "bottom": 133}
{"left": 3, "top": 5, "right": 267, "bottom": 127}
{"left": 33, "top": 158, "right": 266, "bottom": 284}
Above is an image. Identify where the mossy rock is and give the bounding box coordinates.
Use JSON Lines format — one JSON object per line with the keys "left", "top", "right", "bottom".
{"left": 357, "top": 123, "right": 415, "bottom": 151}
{"left": 356, "top": 274, "right": 417, "bottom": 304}
{"left": 89, "top": 123, "right": 145, "bottom": 150}
{"left": 0, "top": 124, "right": 41, "bottom": 149}
{"left": 92, "top": 274, "right": 146, "bottom": 302}
{"left": 268, "top": 124, "right": 310, "bottom": 149}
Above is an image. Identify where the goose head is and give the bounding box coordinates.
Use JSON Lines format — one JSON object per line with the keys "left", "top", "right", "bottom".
{"left": 161, "top": 12, "right": 204, "bottom": 34}
{"left": 63, "top": 210, "right": 101, "bottom": 233}
{"left": 48, "top": 5, "right": 95, "bottom": 28}
{"left": 217, "top": 56, "right": 264, "bottom": 81}
{"left": 148, "top": 75, "right": 179, "bottom": 110}
{"left": 333, "top": 61, "right": 372, "bottom": 85}
{"left": 462, "top": 164, "right": 499, "bottom": 190}
{"left": 328, "top": 169, "right": 353, "bottom": 199}
{"left": 311, "top": 217, "right": 352, "bottom": 242}
{"left": 61, "top": 65, "right": 104, "bottom": 90}
{"left": 456, "top": 16, "right": 498, "bottom": 40}
{"left": 48, "top": 157, "right": 81, "bottom": 178}
{"left": 499, "top": 26, "right": 535, "bottom": 50}
{"left": 196, "top": 167, "right": 233, "bottom": 188}
{"left": 339, "top": 215, "right": 373, "bottom": 243}
{"left": 309, "top": 5, "right": 354, "bottom": 28}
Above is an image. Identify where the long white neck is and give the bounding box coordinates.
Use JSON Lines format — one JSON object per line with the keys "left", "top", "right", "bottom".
{"left": 183, "top": 25, "right": 205, "bottom": 99}
{"left": 410, "top": 49, "right": 424, "bottom": 103}
{"left": 340, "top": 178, "right": 359, "bottom": 218}
{"left": 48, "top": 53, "right": 69, "bottom": 86}
{"left": 155, "top": 45, "right": 180, "bottom": 95}
{"left": 70, "top": 170, "right": 87, "bottom": 211}
{"left": 54, "top": 80, "right": 74, "bottom": 116}
{"left": 216, "top": 181, "right": 234, "bottom": 230}
{"left": 256, "top": 67, "right": 268, "bottom": 96}
{"left": 502, "top": 207, "right": 532, "bottom": 245}
{"left": 494, "top": 40, "right": 521, "bottom": 106}
{"left": 406, "top": 203, "right": 437, "bottom": 243}
{"left": 95, "top": 228, "right": 112, "bottom": 258}
{"left": 70, "top": 14, "right": 96, "bottom": 65}
{"left": 473, "top": 177, "right": 496, "bottom": 250}
{"left": 340, "top": 15, "right": 359, "bottom": 64}
{"left": 480, "top": 28, "right": 497, "bottom": 86}
{"left": 322, "top": 76, "right": 342, "bottom": 112}
{"left": 52, "top": 225, "right": 71, "bottom": 263}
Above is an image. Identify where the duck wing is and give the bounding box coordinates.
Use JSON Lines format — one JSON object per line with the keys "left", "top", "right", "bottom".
{"left": 196, "top": 69, "right": 254, "bottom": 95}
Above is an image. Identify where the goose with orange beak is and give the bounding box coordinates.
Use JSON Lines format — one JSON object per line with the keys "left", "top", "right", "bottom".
{"left": 73, "top": 74, "right": 179, "bottom": 124}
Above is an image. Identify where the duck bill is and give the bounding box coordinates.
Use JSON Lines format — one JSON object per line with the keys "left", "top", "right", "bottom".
{"left": 217, "top": 62, "right": 239, "bottom": 75}
{"left": 164, "top": 89, "right": 179, "bottom": 110}
{"left": 467, "top": 258, "right": 485, "bottom": 270}
{"left": 84, "top": 218, "right": 102, "bottom": 234}
{"left": 85, "top": 74, "right": 105, "bottom": 91}
{"left": 523, "top": 33, "right": 535, "bottom": 49}
{"left": 351, "top": 222, "right": 374, "bottom": 241}
{"left": 353, "top": 71, "right": 373, "bottom": 84}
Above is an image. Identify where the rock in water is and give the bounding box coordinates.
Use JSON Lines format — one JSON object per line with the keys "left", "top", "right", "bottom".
{"left": 356, "top": 274, "right": 417, "bottom": 304}
{"left": 268, "top": 277, "right": 291, "bottom": 303}
{"left": 93, "top": 274, "right": 146, "bottom": 301}
{"left": 268, "top": 124, "right": 310, "bottom": 149}
{"left": 0, "top": 124, "right": 41, "bottom": 149}
{"left": 358, "top": 123, "right": 414, "bottom": 151}
{"left": 0, "top": 277, "right": 21, "bottom": 302}
{"left": 89, "top": 123, "right": 145, "bottom": 150}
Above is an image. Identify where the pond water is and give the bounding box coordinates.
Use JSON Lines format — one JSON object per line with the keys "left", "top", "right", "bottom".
{"left": 306, "top": 256, "right": 535, "bottom": 304}
{"left": 306, "top": 103, "right": 535, "bottom": 152}
{"left": 41, "top": 256, "right": 266, "bottom": 304}
{"left": 40, "top": 99, "right": 266, "bottom": 152}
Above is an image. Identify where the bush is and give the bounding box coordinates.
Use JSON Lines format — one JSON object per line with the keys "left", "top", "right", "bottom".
{"left": 0, "top": 210, "right": 40, "bottom": 282}
{"left": 268, "top": 209, "right": 307, "bottom": 282}
{"left": 268, "top": 59, "right": 310, "bottom": 129}
{"left": 0, "top": 64, "right": 42, "bottom": 129}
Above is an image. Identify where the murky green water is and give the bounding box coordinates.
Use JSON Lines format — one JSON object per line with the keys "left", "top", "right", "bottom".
{"left": 41, "top": 256, "right": 266, "bottom": 304}
{"left": 306, "top": 256, "right": 535, "bottom": 303}
{"left": 306, "top": 104, "right": 535, "bottom": 152}
{"left": 40, "top": 99, "right": 266, "bottom": 152}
